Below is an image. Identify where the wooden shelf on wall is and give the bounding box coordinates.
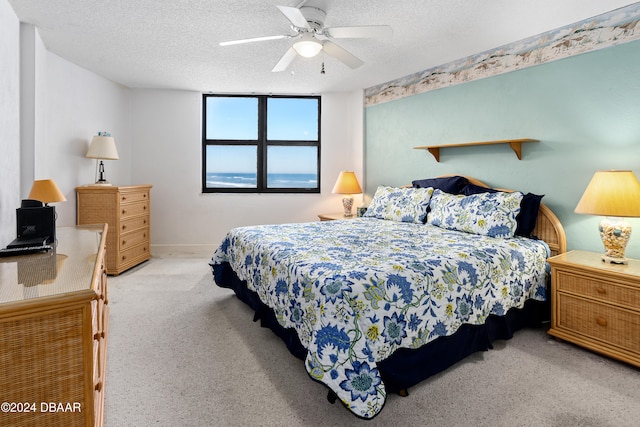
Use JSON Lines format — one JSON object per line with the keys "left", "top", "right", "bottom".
{"left": 414, "top": 138, "right": 539, "bottom": 162}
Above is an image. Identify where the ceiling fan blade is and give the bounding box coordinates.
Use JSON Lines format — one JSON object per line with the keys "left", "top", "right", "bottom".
{"left": 220, "top": 35, "right": 290, "bottom": 46}
{"left": 322, "top": 41, "right": 364, "bottom": 69}
{"left": 272, "top": 47, "right": 298, "bottom": 72}
{"left": 325, "top": 25, "right": 393, "bottom": 39}
{"left": 277, "top": 5, "right": 310, "bottom": 29}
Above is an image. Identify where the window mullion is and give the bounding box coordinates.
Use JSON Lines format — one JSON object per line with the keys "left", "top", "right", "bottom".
{"left": 257, "top": 96, "right": 267, "bottom": 191}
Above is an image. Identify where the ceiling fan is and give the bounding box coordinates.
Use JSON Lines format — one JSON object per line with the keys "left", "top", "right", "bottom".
{"left": 219, "top": 3, "right": 392, "bottom": 72}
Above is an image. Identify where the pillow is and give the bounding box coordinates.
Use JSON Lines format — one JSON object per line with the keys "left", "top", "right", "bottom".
{"left": 412, "top": 175, "right": 469, "bottom": 194}
{"left": 363, "top": 186, "right": 434, "bottom": 223}
{"left": 460, "top": 183, "right": 498, "bottom": 195}
{"left": 460, "top": 183, "right": 543, "bottom": 237}
{"left": 427, "top": 189, "right": 523, "bottom": 238}
{"left": 515, "top": 193, "right": 544, "bottom": 237}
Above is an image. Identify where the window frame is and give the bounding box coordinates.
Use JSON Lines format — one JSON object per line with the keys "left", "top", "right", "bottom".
{"left": 202, "top": 94, "right": 321, "bottom": 194}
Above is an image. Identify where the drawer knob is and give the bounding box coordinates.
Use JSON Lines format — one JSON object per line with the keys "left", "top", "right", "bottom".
{"left": 122, "top": 224, "right": 126, "bottom": 230}
{"left": 122, "top": 209, "right": 127, "bottom": 215}
{"left": 596, "top": 287, "right": 607, "bottom": 295}
{"left": 596, "top": 317, "right": 608, "bottom": 327}
{"left": 122, "top": 240, "right": 127, "bottom": 245}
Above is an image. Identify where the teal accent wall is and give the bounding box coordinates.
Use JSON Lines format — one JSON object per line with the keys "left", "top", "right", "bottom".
{"left": 365, "top": 40, "right": 640, "bottom": 258}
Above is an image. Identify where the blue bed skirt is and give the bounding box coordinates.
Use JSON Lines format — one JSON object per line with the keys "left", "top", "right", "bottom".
{"left": 212, "top": 261, "right": 549, "bottom": 393}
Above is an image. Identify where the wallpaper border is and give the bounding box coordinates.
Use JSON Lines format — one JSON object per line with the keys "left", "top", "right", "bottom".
{"left": 364, "top": 3, "right": 640, "bottom": 106}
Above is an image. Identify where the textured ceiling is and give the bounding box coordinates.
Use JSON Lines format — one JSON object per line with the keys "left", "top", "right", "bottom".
{"left": 8, "top": 0, "right": 639, "bottom": 94}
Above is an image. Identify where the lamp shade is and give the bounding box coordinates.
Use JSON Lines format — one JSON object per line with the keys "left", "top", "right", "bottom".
{"left": 28, "top": 179, "right": 67, "bottom": 204}
{"left": 86, "top": 135, "right": 119, "bottom": 160}
{"left": 575, "top": 170, "right": 640, "bottom": 217}
{"left": 332, "top": 171, "right": 363, "bottom": 195}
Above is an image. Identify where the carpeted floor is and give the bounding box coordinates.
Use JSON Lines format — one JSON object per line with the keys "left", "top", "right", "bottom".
{"left": 104, "top": 249, "right": 640, "bottom": 426}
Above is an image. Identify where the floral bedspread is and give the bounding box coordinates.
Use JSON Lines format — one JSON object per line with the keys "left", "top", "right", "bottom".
{"left": 210, "top": 218, "right": 550, "bottom": 418}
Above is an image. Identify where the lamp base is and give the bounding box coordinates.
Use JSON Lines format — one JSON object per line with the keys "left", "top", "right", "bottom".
{"left": 601, "top": 254, "right": 628, "bottom": 265}
{"left": 599, "top": 217, "right": 631, "bottom": 265}
{"left": 342, "top": 195, "right": 354, "bottom": 217}
{"left": 92, "top": 160, "right": 113, "bottom": 186}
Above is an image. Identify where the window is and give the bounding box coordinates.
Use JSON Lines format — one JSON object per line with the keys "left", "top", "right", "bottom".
{"left": 202, "top": 94, "right": 321, "bottom": 193}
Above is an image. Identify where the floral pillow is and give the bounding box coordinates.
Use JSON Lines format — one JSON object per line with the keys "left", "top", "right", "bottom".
{"left": 363, "top": 186, "right": 434, "bottom": 223}
{"left": 427, "top": 189, "right": 523, "bottom": 238}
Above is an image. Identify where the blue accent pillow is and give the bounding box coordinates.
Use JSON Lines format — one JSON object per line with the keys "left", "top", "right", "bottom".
{"left": 516, "top": 193, "right": 543, "bottom": 237}
{"left": 427, "top": 189, "right": 523, "bottom": 238}
{"left": 363, "top": 186, "right": 434, "bottom": 223}
{"left": 412, "top": 175, "right": 469, "bottom": 194}
{"left": 460, "top": 183, "right": 543, "bottom": 237}
{"left": 460, "top": 183, "right": 498, "bottom": 195}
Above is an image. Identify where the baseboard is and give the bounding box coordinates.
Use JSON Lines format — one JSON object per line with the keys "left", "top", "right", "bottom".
{"left": 150, "top": 244, "right": 217, "bottom": 258}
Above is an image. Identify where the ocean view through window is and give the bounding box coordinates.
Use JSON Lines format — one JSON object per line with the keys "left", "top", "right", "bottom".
{"left": 202, "top": 94, "right": 321, "bottom": 193}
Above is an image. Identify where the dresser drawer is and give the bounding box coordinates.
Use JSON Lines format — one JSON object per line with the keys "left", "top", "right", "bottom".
{"left": 120, "top": 200, "right": 149, "bottom": 218}
{"left": 94, "top": 388, "right": 104, "bottom": 427}
{"left": 91, "top": 298, "right": 105, "bottom": 343}
{"left": 557, "top": 293, "right": 640, "bottom": 353}
{"left": 100, "top": 304, "right": 109, "bottom": 376}
{"left": 92, "top": 299, "right": 99, "bottom": 335}
{"left": 93, "top": 335, "right": 100, "bottom": 387}
{"left": 120, "top": 242, "right": 150, "bottom": 265}
{"left": 120, "top": 190, "right": 149, "bottom": 204}
{"left": 120, "top": 215, "right": 149, "bottom": 233}
{"left": 120, "top": 227, "right": 149, "bottom": 250}
{"left": 556, "top": 270, "right": 640, "bottom": 309}
{"left": 94, "top": 305, "right": 108, "bottom": 388}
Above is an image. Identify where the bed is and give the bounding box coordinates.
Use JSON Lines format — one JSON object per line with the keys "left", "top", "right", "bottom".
{"left": 210, "top": 175, "right": 566, "bottom": 419}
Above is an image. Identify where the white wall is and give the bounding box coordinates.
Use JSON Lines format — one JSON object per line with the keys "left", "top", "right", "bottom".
{"left": 34, "top": 47, "right": 132, "bottom": 226}
{"left": 0, "top": 0, "right": 20, "bottom": 246}
{"left": 130, "top": 89, "right": 365, "bottom": 246}
{"left": 0, "top": 14, "right": 133, "bottom": 243}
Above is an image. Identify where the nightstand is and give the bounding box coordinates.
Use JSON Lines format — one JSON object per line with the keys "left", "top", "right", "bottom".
{"left": 547, "top": 250, "right": 640, "bottom": 367}
{"left": 318, "top": 212, "right": 359, "bottom": 221}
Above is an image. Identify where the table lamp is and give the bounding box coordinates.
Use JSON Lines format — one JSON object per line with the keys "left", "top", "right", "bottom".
{"left": 575, "top": 170, "right": 640, "bottom": 264}
{"left": 28, "top": 179, "right": 67, "bottom": 206}
{"left": 20, "top": 179, "right": 67, "bottom": 245}
{"left": 86, "top": 132, "right": 119, "bottom": 185}
{"left": 332, "top": 171, "right": 362, "bottom": 217}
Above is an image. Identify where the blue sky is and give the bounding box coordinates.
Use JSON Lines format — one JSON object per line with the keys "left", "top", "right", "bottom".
{"left": 205, "top": 97, "right": 318, "bottom": 174}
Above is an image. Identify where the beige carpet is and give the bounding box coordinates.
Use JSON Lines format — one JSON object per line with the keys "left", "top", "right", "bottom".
{"left": 104, "top": 248, "right": 640, "bottom": 426}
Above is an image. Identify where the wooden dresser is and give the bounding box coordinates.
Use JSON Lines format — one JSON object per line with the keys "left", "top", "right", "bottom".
{"left": 76, "top": 185, "right": 152, "bottom": 275}
{"left": 547, "top": 250, "right": 640, "bottom": 367}
{"left": 0, "top": 225, "right": 109, "bottom": 427}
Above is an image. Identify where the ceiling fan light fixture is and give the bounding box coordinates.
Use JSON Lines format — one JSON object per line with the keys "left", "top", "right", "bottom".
{"left": 222, "top": 4, "right": 388, "bottom": 72}
{"left": 293, "top": 34, "right": 323, "bottom": 58}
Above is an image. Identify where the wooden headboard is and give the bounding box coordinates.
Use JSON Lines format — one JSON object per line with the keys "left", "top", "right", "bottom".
{"left": 405, "top": 175, "right": 567, "bottom": 256}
